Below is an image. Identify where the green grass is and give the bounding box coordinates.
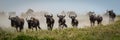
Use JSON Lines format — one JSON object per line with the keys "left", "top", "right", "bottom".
{"left": 0, "top": 16, "right": 120, "bottom": 40}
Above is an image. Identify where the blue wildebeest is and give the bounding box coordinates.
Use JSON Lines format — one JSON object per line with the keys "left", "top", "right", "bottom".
{"left": 106, "top": 10, "right": 116, "bottom": 22}
{"left": 9, "top": 16, "right": 24, "bottom": 32}
{"left": 44, "top": 13, "right": 55, "bottom": 30}
{"left": 57, "top": 12, "right": 67, "bottom": 29}
{"left": 68, "top": 11, "right": 78, "bottom": 28}
{"left": 26, "top": 17, "right": 41, "bottom": 31}
{"left": 88, "top": 11, "right": 96, "bottom": 26}
{"left": 96, "top": 15, "right": 103, "bottom": 25}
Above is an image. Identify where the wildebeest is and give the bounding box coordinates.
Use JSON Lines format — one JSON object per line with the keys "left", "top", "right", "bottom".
{"left": 88, "top": 11, "right": 96, "bottom": 26}
{"left": 26, "top": 17, "right": 41, "bottom": 31}
{"left": 96, "top": 15, "right": 103, "bottom": 25}
{"left": 44, "top": 13, "right": 54, "bottom": 30}
{"left": 106, "top": 10, "right": 116, "bottom": 22}
{"left": 68, "top": 11, "right": 78, "bottom": 28}
{"left": 9, "top": 16, "right": 24, "bottom": 32}
{"left": 57, "top": 14, "right": 67, "bottom": 29}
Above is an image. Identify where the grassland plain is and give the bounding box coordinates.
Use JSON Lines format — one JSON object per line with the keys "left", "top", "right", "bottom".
{"left": 0, "top": 16, "right": 120, "bottom": 40}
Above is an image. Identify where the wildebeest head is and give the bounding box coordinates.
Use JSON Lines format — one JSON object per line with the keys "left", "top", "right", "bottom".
{"left": 9, "top": 16, "right": 17, "bottom": 27}
{"left": 26, "top": 16, "right": 36, "bottom": 26}
{"left": 106, "top": 10, "right": 113, "bottom": 15}
{"left": 88, "top": 11, "right": 96, "bottom": 18}
{"left": 44, "top": 13, "right": 53, "bottom": 19}
{"left": 9, "top": 16, "right": 18, "bottom": 22}
{"left": 57, "top": 14, "right": 66, "bottom": 19}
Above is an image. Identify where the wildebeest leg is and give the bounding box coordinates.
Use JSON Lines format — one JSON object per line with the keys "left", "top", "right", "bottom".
{"left": 97, "top": 21, "right": 100, "bottom": 25}
{"left": 28, "top": 24, "right": 31, "bottom": 29}
{"left": 31, "top": 27, "right": 33, "bottom": 30}
{"left": 50, "top": 26, "right": 52, "bottom": 31}
{"left": 90, "top": 21, "right": 93, "bottom": 26}
{"left": 19, "top": 26, "right": 23, "bottom": 32}
{"left": 99, "top": 22, "right": 102, "bottom": 25}
{"left": 19, "top": 27, "right": 22, "bottom": 32}
{"left": 109, "top": 17, "right": 112, "bottom": 23}
{"left": 112, "top": 18, "right": 115, "bottom": 22}
{"left": 76, "top": 24, "right": 78, "bottom": 27}
{"left": 37, "top": 26, "right": 41, "bottom": 29}
{"left": 74, "top": 25, "right": 77, "bottom": 28}
{"left": 49, "top": 24, "right": 53, "bottom": 30}
{"left": 50, "top": 24, "right": 54, "bottom": 30}
{"left": 64, "top": 24, "right": 67, "bottom": 28}
{"left": 11, "top": 22, "right": 15, "bottom": 27}
{"left": 73, "top": 23, "right": 77, "bottom": 28}
{"left": 59, "top": 24, "right": 64, "bottom": 29}
{"left": 59, "top": 24, "right": 62, "bottom": 29}
{"left": 16, "top": 27, "right": 19, "bottom": 32}
{"left": 20, "top": 23, "right": 24, "bottom": 32}
{"left": 35, "top": 27, "right": 37, "bottom": 31}
{"left": 93, "top": 21, "right": 95, "bottom": 26}
{"left": 47, "top": 24, "right": 51, "bottom": 30}
{"left": 61, "top": 25, "right": 64, "bottom": 29}
{"left": 72, "top": 24, "right": 74, "bottom": 27}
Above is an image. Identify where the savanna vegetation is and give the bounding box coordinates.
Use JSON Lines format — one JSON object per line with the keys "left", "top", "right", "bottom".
{"left": 0, "top": 16, "right": 120, "bottom": 40}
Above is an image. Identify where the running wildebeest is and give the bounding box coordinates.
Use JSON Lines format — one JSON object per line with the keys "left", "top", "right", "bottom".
{"left": 26, "top": 17, "right": 41, "bottom": 31}
{"left": 9, "top": 16, "right": 24, "bottom": 32}
{"left": 106, "top": 10, "right": 116, "bottom": 22}
{"left": 57, "top": 14, "right": 67, "bottom": 29}
{"left": 88, "top": 11, "right": 103, "bottom": 26}
{"left": 88, "top": 11, "right": 96, "bottom": 26}
{"left": 96, "top": 15, "right": 103, "bottom": 25}
{"left": 44, "top": 13, "right": 54, "bottom": 30}
{"left": 68, "top": 11, "right": 78, "bottom": 27}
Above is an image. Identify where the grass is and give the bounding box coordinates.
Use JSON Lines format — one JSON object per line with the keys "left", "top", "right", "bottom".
{"left": 0, "top": 16, "right": 120, "bottom": 40}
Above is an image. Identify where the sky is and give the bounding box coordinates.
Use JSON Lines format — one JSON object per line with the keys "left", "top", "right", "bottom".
{"left": 0, "top": 0, "right": 120, "bottom": 15}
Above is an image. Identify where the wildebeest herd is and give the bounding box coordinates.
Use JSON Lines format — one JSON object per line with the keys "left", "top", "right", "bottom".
{"left": 8, "top": 10, "right": 116, "bottom": 32}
